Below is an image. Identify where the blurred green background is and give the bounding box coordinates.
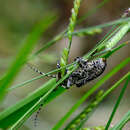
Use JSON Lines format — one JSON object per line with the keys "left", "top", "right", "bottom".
{"left": 0, "top": 0, "right": 130, "bottom": 129}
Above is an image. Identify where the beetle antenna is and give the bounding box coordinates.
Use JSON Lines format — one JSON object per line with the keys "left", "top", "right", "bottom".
{"left": 27, "top": 63, "right": 56, "bottom": 78}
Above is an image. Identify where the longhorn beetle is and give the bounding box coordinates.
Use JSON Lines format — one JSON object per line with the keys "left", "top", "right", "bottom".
{"left": 27, "top": 7, "right": 129, "bottom": 127}
{"left": 28, "top": 57, "right": 107, "bottom": 89}
{"left": 28, "top": 55, "right": 107, "bottom": 126}
{"left": 28, "top": 7, "right": 130, "bottom": 89}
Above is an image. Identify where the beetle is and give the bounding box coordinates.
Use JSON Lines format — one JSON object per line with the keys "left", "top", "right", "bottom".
{"left": 28, "top": 56, "right": 107, "bottom": 126}
{"left": 56, "top": 57, "right": 107, "bottom": 88}
{"left": 28, "top": 57, "right": 107, "bottom": 89}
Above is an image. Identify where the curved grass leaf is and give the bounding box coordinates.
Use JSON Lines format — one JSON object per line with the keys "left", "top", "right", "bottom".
{"left": 0, "top": 44, "right": 129, "bottom": 130}
{"left": 84, "top": 25, "right": 121, "bottom": 59}
{"left": 53, "top": 58, "right": 130, "bottom": 130}
{"left": 0, "top": 67, "right": 76, "bottom": 129}
{"left": 8, "top": 62, "right": 75, "bottom": 91}
{"left": 30, "top": 30, "right": 66, "bottom": 59}
{"left": 74, "top": 17, "right": 130, "bottom": 37}
{"left": 31, "top": 17, "right": 130, "bottom": 60}
{"left": 0, "top": 14, "right": 57, "bottom": 101}
{"left": 9, "top": 40, "right": 128, "bottom": 91}
{"left": 30, "top": 0, "right": 107, "bottom": 59}
{"left": 100, "top": 41, "right": 129, "bottom": 59}
{"left": 110, "top": 111, "right": 130, "bottom": 130}
{"left": 77, "top": 72, "right": 130, "bottom": 130}
{"left": 0, "top": 79, "right": 56, "bottom": 129}
{"left": 64, "top": 72, "right": 130, "bottom": 130}
{"left": 0, "top": 44, "right": 128, "bottom": 129}
{"left": 105, "top": 75, "right": 130, "bottom": 130}
{"left": 105, "top": 22, "right": 130, "bottom": 50}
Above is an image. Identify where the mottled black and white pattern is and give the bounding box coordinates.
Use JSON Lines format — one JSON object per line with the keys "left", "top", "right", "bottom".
{"left": 28, "top": 57, "right": 107, "bottom": 89}
{"left": 58, "top": 57, "right": 107, "bottom": 88}
{"left": 28, "top": 57, "right": 107, "bottom": 125}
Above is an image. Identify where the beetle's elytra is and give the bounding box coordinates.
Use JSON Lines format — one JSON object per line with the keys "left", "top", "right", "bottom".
{"left": 58, "top": 57, "right": 107, "bottom": 88}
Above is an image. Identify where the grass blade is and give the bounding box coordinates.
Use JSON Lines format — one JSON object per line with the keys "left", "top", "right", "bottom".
{"left": 105, "top": 74, "right": 130, "bottom": 130}
{"left": 74, "top": 17, "right": 130, "bottom": 36}
{"left": 30, "top": 30, "right": 66, "bottom": 59}
{"left": 30, "top": 7, "right": 130, "bottom": 61}
{"left": 111, "top": 111, "right": 130, "bottom": 130}
{"left": 0, "top": 39, "right": 128, "bottom": 129}
{"left": 0, "top": 14, "right": 57, "bottom": 101}
{"left": 105, "top": 22, "right": 130, "bottom": 50}
{"left": 9, "top": 67, "right": 76, "bottom": 129}
{"left": 64, "top": 90, "right": 104, "bottom": 130}
{"left": 0, "top": 66, "right": 76, "bottom": 129}
{"left": 77, "top": 72, "right": 130, "bottom": 129}
{"left": 101, "top": 41, "right": 129, "bottom": 59}
{"left": 65, "top": 72, "right": 130, "bottom": 130}
{"left": 53, "top": 58, "right": 130, "bottom": 130}
{"left": 31, "top": 0, "right": 109, "bottom": 59}
{"left": 8, "top": 62, "right": 75, "bottom": 91}
{"left": 0, "top": 79, "right": 56, "bottom": 129}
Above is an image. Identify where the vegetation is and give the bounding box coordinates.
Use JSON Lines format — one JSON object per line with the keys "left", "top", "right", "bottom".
{"left": 0, "top": 0, "right": 129, "bottom": 130}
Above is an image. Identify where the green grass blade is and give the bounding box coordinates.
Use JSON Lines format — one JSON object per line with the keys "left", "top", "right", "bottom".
{"left": 7, "top": 39, "right": 128, "bottom": 92}
{"left": 100, "top": 41, "right": 129, "bottom": 59}
{"left": 74, "top": 17, "right": 130, "bottom": 36}
{"left": 105, "top": 22, "right": 130, "bottom": 50}
{"left": 9, "top": 83, "right": 60, "bottom": 129}
{"left": 12, "top": 67, "right": 76, "bottom": 129}
{"left": 0, "top": 44, "right": 128, "bottom": 130}
{"left": 0, "top": 67, "right": 76, "bottom": 129}
{"left": 9, "top": 67, "right": 76, "bottom": 129}
{"left": 30, "top": 30, "right": 66, "bottom": 59}
{"left": 65, "top": 72, "right": 130, "bottom": 130}
{"left": 31, "top": 0, "right": 114, "bottom": 59}
{"left": 105, "top": 75, "right": 130, "bottom": 130}
{"left": 0, "top": 14, "right": 57, "bottom": 101}
{"left": 84, "top": 25, "right": 121, "bottom": 59}
{"left": 84, "top": 18, "right": 130, "bottom": 60}
{"left": 77, "top": 72, "right": 130, "bottom": 130}
{"left": 64, "top": 90, "right": 104, "bottom": 130}
{"left": 0, "top": 39, "right": 127, "bottom": 129}
{"left": 53, "top": 58, "right": 130, "bottom": 130}
{"left": 8, "top": 62, "right": 75, "bottom": 91}
{"left": 0, "top": 79, "right": 56, "bottom": 129}
{"left": 32, "top": 16, "right": 130, "bottom": 60}
{"left": 110, "top": 111, "right": 130, "bottom": 130}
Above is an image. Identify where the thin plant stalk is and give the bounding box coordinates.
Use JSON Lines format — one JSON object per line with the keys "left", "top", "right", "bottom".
{"left": 64, "top": 72, "right": 130, "bottom": 130}
{"left": 105, "top": 75, "right": 130, "bottom": 130}
{"left": 110, "top": 111, "right": 130, "bottom": 130}
{"left": 66, "top": 0, "right": 82, "bottom": 63}
{"left": 53, "top": 58, "right": 130, "bottom": 130}
{"left": 32, "top": 0, "right": 108, "bottom": 59}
